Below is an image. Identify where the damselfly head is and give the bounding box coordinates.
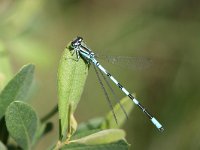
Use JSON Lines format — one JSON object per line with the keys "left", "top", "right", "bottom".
{"left": 71, "top": 36, "right": 83, "bottom": 48}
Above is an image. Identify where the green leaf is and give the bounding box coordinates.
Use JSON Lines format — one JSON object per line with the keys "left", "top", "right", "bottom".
{"left": 57, "top": 43, "right": 89, "bottom": 140}
{"left": 62, "top": 140, "right": 129, "bottom": 150}
{"left": 101, "top": 94, "right": 135, "bottom": 129}
{"left": 5, "top": 101, "right": 39, "bottom": 150}
{"left": 0, "top": 64, "right": 34, "bottom": 119}
{"left": 72, "top": 129, "right": 126, "bottom": 145}
{"left": 0, "top": 141, "right": 7, "bottom": 150}
{"left": 0, "top": 41, "right": 12, "bottom": 90}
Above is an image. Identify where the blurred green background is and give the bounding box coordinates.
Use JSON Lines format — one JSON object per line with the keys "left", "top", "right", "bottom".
{"left": 1, "top": 0, "right": 200, "bottom": 150}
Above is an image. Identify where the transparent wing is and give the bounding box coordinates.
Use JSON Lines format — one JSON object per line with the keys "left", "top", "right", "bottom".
{"left": 95, "top": 54, "right": 153, "bottom": 70}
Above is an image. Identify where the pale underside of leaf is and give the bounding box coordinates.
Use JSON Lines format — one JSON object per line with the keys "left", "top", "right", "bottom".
{"left": 62, "top": 139, "right": 129, "bottom": 150}
{"left": 0, "top": 141, "right": 7, "bottom": 150}
{"left": 71, "top": 129, "right": 126, "bottom": 145}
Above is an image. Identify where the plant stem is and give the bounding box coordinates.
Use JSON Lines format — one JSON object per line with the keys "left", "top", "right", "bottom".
{"left": 41, "top": 105, "right": 58, "bottom": 123}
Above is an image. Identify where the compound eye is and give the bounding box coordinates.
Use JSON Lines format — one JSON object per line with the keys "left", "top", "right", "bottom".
{"left": 71, "top": 36, "right": 83, "bottom": 47}
{"left": 77, "top": 37, "right": 83, "bottom": 42}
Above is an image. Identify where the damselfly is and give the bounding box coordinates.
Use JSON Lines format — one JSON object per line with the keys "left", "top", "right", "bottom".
{"left": 70, "top": 36, "right": 164, "bottom": 132}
